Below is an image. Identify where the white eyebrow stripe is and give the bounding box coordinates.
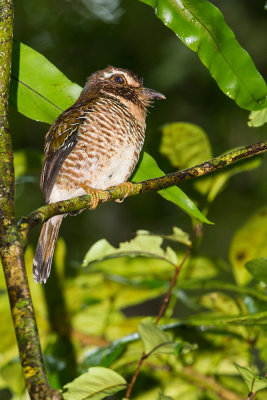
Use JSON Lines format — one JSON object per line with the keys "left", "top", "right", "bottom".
{"left": 103, "top": 71, "right": 115, "bottom": 78}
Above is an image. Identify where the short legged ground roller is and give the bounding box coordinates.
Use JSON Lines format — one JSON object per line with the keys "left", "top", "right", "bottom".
{"left": 33, "top": 66, "right": 165, "bottom": 283}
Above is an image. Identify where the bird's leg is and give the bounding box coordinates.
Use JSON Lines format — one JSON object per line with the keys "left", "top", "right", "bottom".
{"left": 114, "top": 182, "right": 135, "bottom": 203}
{"left": 80, "top": 184, "right": 109, "bottom": 210}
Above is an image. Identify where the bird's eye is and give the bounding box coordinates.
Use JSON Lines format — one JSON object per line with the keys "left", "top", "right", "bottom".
{"left": 111, "top": 74, "right": 126, "bottom": 85}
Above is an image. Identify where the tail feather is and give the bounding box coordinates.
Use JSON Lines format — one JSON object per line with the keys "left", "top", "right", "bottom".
{"left": 33, "top": 215, "right": 64, "bottom": 284}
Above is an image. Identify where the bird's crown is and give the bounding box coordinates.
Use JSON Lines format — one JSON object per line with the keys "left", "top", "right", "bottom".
{"left": 78, "top": 66, "right": 165, "bottom": 109}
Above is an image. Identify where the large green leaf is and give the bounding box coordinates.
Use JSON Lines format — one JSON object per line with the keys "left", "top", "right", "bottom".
{"left": 245, "top": 258, "right": 267, "bottom": 284}
{"left": 160, "top": 122, "right": 212, "bottom": 169}
{"left": 235, "top": 364, "right": 267, "bottom": 393}
{"left": 229, "top": 207, "right": 267, "bottom": 286}
{"left": 141, "top": 0, "right": 267, "bottom": 111}
{"left": 83, "top": 229, "right": 179, "bottom": 267}
{"left": 138, "top": 318, "right": 176, "bottom": 355}
{"left": 62, "top": 367, "right": 126, "bottom": 400}
{"left": 248, "top": 108, "right": 267, "bottom": 127}
{"left": 10, "top": 40, "right": 82, "bottom": 124}
{"left": 132, "top": 152, "right": 212, "bottom": 224}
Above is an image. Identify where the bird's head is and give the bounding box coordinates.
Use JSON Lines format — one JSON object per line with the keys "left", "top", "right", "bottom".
{"left": 79, "top": 66, "right": 165, "bottom": 112}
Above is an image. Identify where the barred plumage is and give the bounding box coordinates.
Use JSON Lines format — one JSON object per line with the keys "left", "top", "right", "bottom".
{"left": 33, "top": 66, "right": 165, "bottom": 283}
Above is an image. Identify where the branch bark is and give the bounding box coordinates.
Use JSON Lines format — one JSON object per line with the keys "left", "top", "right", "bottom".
{"left": 0, "top": 1, "right": 62, "bottom": 398}
{"left": 18, "top": 141, "right": 267, "bottom": 243}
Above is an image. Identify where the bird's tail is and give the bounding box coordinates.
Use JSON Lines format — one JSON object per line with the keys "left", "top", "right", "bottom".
{"left": 33, "top": 215, "right": 64, "bottom": 284}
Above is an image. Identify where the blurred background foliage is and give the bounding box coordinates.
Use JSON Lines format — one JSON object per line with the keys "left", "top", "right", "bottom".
{"left": 1, "top": 0, "right": 267, "bottom": 399}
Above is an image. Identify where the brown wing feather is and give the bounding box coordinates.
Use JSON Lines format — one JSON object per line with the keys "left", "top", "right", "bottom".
{"left": 41, "top": 101, "right": 94, "bottom": 202}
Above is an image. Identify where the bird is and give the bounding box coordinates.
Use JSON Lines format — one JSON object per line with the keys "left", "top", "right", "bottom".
{"left": 33, "top": 66, "right": 165, "bottom": 284}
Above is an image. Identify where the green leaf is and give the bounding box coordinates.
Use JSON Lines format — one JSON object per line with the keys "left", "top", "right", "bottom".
{"left": 245, "top": 258, "right": 267, "bottom": 284}
{"left": 0, "top": 358, "right": 25, "bottom": 395}
{"left": 80, "top": 343, "right": 126, "bottom": 371}
{"left": 132, "top": 152, "right": 212, "bottom": 224}
{"left": 205, "top": 154, "right": 262, "bottom": 202}
{"left": 138, "top": 318, "right": 175, "bottom": 355}
{"left": 161, "top": 226, "right": 192, "bottom": 247}
{"left": 10, "top": 40, "right": 82, "bottom": 124}
{"left": 234, "top": 364, "right": 255, "bottom": 392}
{"left": 141, "top": 0, "right": 267, "bottom": 110}
{"left": 82, "top": 229, "right": 178, "bottom": 267}
{"left": 248, "top": 108, "right": 267, "bottom": 127}
{"left": 160, "top": 122, "right": 212, "bottom": 169}
{"left": 229, "top": 207, "right": 267, "bottom": 285}
{"left": 157, "top": 391, "right": 175, "bottom": 400}
{"left": 63, "top": 367, "right": 127, "bottom": 400}
{"left": 235, "top": 364, "right": 267, "bottom": 393}
{"left": 14, "top": 149, "right": 42, "bottom": 180}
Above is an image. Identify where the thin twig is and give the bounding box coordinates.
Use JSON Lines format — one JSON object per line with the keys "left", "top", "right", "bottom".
{"left": 246, "top": 392, "right": 257, "bottom": 400}
{"left": 155, "top": 248, "right": 191, "bottom": 324}
{"left": 125, "top": 247, "right": 192, "bottom": 398}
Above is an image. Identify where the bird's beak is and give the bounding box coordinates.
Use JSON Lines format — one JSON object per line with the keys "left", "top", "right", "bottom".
{"left": 141, "top": 87, "right": 166, "bottom": 100}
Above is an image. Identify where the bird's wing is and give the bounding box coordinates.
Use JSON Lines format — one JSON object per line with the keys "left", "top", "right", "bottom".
{"left": 41, "top": 102, "right": 92, "bottom": 202}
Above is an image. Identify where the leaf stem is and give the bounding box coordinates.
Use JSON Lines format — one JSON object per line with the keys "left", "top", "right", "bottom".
{"left": 125, "top": 247, "right": 192, "bottom": 398}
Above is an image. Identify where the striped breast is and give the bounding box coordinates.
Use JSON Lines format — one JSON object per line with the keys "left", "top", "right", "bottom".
{"left": 53, "top": 96, "right": 145, "bottom": 200}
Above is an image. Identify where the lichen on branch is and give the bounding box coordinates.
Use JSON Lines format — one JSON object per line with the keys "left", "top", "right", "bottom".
{"left": 19, "top": 141, "right": 267, "bottom": 244}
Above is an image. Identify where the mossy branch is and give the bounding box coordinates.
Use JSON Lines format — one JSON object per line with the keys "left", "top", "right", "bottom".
{"left": 19, "top": 141, "right": 267, "bottom": 243}
{"left": 0, "top": 1, "right": 62, "bottom": 398}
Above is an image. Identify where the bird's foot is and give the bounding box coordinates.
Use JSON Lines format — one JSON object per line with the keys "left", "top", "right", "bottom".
{"left": 115, "top": 182, "right": 135, "bottom": 203}
{"left": 80, "top": 184, "right": 109, "bottom": 210}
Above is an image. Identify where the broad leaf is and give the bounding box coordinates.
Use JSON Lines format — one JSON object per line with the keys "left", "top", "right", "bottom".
{"left": 229, "top": 207, "right": 267, "bottom": 285}
{"left": 83, "top": 229, "right": 179, "bottom": 267}
{"left": 235, "top": 364, "right": 267, "bottom": 393}
{"left": 133, "top": 152, "right": 212, "bottom": 224}
{"left": 141, "top": 0, "right": 267, "bottom": 110}
{"left": 245, "top": 258, "right": 267, "bottom": 284}
{"left": 138, "top": 318, "right": 175, "bottom": 355}
{"left": 10, "top": 40, "right": 82, "bottom": 124}
{"left": 63, "top": 367, "right": 126, "bottom": 400}
{"left": 158, "top": 391, "right": 175, "bottom": 400}
{"left": 160, "top": 122, "right": 212, "bottom": 169}
{"left": 248, "top": 108, "right": 267, "bottom": 127}
{"left": 234, "top": 364, "right": 256, "bottom": 392}
{"left": 80, "top": 343, "right": 126, "bottom": 371}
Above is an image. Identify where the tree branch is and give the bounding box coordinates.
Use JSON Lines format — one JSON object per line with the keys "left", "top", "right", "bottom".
{"left": 0, "top": 1, "right": 62, "bottom": 398}
{"left": 18, "top": 141, "right": 267, "bottom": 244}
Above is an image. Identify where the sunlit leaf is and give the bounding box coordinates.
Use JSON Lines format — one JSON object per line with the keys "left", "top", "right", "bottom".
{"left": 138, "top": 318, "right": 175, "bottom": 355}
{"left": 0, "top": 358, "right": 25, "bottom": 395}
{"left": 245, "top": 258, "right": 267, "bottom": 284}
{"left": 161, "top": 227, "right": 192, "bottom": 247}
{"left": 229, "top": 207, "right": 267, "bottom": 285}
{"left": 160, "top": 122, "right": 212, "bottom": 169}
{"left": 234, "top": 364, "right": 255, "bottom": 391}
{"left": 10, "top": 40, "right": 82, "bottom": 124}
{"left": 235, "top": 364, "right": 267, "bottom": 393}
{"left": 158, "top": 391, "right": 175, "bottom": 400}
{"left": 205, "top": 155, "right": 262, "bottom": 202}
{"left": 172, "top": 311, "right": 267, "bottom": 327}
{"left": 200, "top": 292, "right": 240, "bottom": 315}
{"left": 133, "top": 152, "right": 212, "bottom": 224}
{"left": 13, "top": 149, "right": 42, "bottom": 181}
{"left": 248, "top": 108, "right": 267, "bottom": 127}
{"left": 141, "top": 0, "right": 267, "bottom": 110}
{"left": 63, "top": 367, "right": 126, "bottom": 400}
{"left": 82, "top": 230, "right": 179, "bottom": 267}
